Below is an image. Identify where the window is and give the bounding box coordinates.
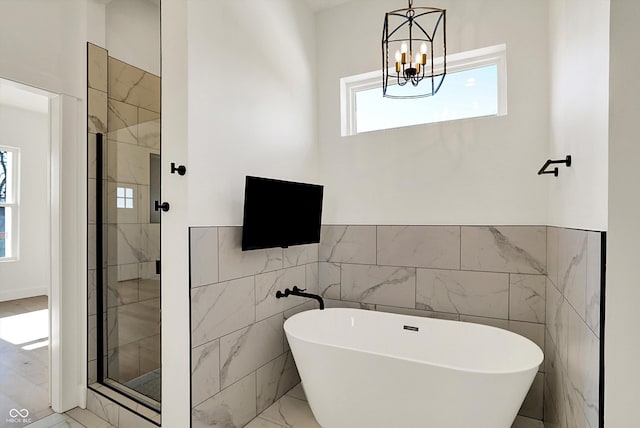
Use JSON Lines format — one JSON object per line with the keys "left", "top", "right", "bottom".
{"left": 0, "top": 147, "right": 19, "bottom": 260}
{"left": 116, "top": 186, "right": 134, "bottom": 209}
{"left": 341, "top": 44, "right": 507, "bottom": 136}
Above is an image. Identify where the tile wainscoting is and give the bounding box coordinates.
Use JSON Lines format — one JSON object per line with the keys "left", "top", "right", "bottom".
{"left": 544, "top": 227, "right": 602, "bottom": 428}
{"left": 189, "top": 225, "right": 603, "bottom": 427}
{"left": 318, "top": 225, "right": 547, "bottom": 423}
{"left": 189, "top": 227, "right": 318, "bottom": 428}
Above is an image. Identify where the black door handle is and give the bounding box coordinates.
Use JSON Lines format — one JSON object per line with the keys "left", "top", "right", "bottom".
{"left": 154, "top": 200, "right": 170, "bottom": 212}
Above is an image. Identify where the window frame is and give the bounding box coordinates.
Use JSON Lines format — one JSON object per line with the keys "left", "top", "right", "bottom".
{"left": 340, "top": 44, "right": 508, "bottom": 136}
{"left": 0, "top": 145, "right": 20, "bottom": 261}
{"left": 116, "top": 186, "right": 135, "bottom": 209}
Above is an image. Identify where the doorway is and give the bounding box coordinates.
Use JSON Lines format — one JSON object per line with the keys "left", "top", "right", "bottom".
{"left": 0, "top": 78, "right": 54, "bottom": 427}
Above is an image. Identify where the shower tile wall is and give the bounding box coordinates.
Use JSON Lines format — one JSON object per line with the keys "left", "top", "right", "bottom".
{"left": 105, "top": 55, "right": 161, "bottom": 386}
{"left": 544, "top": 227, "right": 602, "bottom": 428}
{"left": 190, "top": 227, "right": 318, "bottom": 428}
{"left": 87, "top": 43, "right": 161, "bottom": 388}
{"left": 318, "top": 225, "right": 547, "bottom": 423}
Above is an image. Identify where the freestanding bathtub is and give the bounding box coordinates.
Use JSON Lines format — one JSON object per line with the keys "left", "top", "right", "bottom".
{"left": 284, "top": 308, "right": 543, "bottom": 428}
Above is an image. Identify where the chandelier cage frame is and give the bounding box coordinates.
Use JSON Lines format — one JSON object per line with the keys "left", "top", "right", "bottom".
{"left": 382, "top": 2, "right": 447, "bottom": 99}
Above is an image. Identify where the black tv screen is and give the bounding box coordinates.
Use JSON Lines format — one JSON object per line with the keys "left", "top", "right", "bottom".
{"left": 241, "top": 176, "right": 324, "bottom": 251}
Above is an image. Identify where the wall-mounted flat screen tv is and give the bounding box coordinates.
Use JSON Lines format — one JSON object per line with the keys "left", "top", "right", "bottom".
{"left": 241, "top": 176, "right": 324, "bottom": 251}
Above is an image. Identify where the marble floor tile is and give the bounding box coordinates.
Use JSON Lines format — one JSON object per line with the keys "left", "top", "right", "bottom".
{"left": 511, "top": 415, "right": 544, "bottom": 428}
{"left": 65, "top": 407, "right": 112, "bottom": 428}
{"left": 249, "top": 381, "right": 545, "bottom": 428}
{"left": 25, "top": 408, "right": 114, "bottom": 428}
{"left": 245, "top": 417, "right": 287, "bottom": 428}
{"left": 24, "top": 413, "right": 69, "bottom": 428}
{"left": 259, "top": 395, "right": 321, "bottom": 428}
{"left": 285, "top": 383, "right": 306, "bottom": 401}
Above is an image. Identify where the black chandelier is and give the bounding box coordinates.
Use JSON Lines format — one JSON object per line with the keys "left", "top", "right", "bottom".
{"left": 382, "top": 0, "right": 446, "bottom": 98}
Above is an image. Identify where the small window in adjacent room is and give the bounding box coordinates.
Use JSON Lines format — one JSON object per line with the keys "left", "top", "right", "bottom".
{"left": 340, "top": 44, "right": 507, "bottom": 136}
{"left": 0, "top": 147, "right": 19, "bottom": 260}
{"left": 116, "top": 186, "right": 134, "bottom": 209}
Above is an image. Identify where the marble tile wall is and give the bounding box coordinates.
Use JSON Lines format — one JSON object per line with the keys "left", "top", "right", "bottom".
{"left": 318, "top": 225, "right": 547, "bottom": 423}
{"left": 189, "top": 224, "right": 554, "bottom": 426}
{"left": 190, "top": 226, "right": 319, "bottom": 428}
{"left": 87, "top": 42, "right": 161, "bottom": 398}
{"left": 544, "top": 227, "right": 602, "bottom": 428}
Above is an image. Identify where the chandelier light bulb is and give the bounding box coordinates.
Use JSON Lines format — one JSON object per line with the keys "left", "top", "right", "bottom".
{"left": 382, "top": 3, "right": 447, "bottom": 98}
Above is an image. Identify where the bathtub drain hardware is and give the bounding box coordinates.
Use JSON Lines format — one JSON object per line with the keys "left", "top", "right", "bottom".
{"left": 276, "top": 286, "right": 325, "bottom": 310}
{"left": 403, "top": 325, "right": 419, "bottom": 332}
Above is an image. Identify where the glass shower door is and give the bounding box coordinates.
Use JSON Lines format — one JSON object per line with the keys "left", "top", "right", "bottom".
{"left": 98, "top": 55, "right": 162, "bottom": 409}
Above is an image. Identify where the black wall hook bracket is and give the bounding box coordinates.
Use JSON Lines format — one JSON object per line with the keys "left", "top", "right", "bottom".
{"left": 171, "top": 162, "right": 186, "bottom": 176}
{"left": 538, "top": 155, "right": 572, "bottom": 177}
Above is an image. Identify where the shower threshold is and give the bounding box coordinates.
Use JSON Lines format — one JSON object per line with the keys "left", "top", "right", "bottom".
{"left": 102, "top": 373, "right": 161, "bottom": 413}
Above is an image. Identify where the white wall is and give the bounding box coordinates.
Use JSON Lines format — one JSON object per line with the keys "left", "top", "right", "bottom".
{"left": 187, "top": 0, "right": 318, "bottom": 226}
{"left": 0, "top": 104, "right": 50, "bottom": 301}
{"left": 161, "top": 0, "right": 317, "bottom": 424}
{"left": 0, "top": 0, "right": 86, "bottom": 99}
{"left": 547, "top": 0, "right": 609, "bottom": 231}
{"left": 316, "top": 0, "right": 549, "bottom": 225}
{"left": 0, "top": 0, "right": 88, "bottom": 412}
{"left": 606, "top": 0, "right": 640, "bottom": 423}
{"left": 106, "top": 0, "right": 161, "bottom": 75}
{"left": 161, "top": 0, "right": 190, "bottom": 425}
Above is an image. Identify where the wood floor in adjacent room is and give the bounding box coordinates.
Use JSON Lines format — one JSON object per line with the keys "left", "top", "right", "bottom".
{"left": 0, "top": 295, "right": 52, "bottom": 428}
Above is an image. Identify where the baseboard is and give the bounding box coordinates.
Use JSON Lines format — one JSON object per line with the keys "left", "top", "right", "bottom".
{"left": 0, "top": 286, "right": 49, "bottom": 302}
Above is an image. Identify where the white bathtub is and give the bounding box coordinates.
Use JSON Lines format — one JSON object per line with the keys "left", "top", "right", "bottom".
{"left": 284, "top": 308, "right": 543, "bottom": 428}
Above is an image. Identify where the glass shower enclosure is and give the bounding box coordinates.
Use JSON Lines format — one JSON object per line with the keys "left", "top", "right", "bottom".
{"left": 88, "top": 42, "right": 162, "bottom": 412}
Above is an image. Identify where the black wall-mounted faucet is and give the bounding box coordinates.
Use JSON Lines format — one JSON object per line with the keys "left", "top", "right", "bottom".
{"left": 276, "top": 286, "right": 325, "bottom": 310}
